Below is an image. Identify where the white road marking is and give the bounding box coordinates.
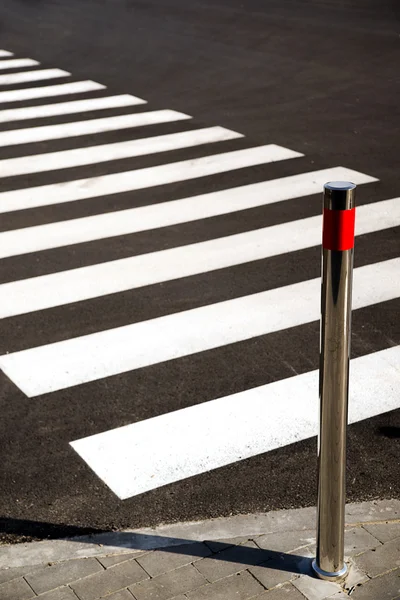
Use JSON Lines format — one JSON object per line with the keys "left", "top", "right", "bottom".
{"left": 0, "top": 126, "right": 241, "bottom": 178}
{"left": 0, "top": 94, "right": 146, "bottom": 123}
{"left": 0, "top": 58, "right": 40, "bottom": 71}
{"left": 0, "top": 68, "right": 70, "bottom": 85}
{"left": 0, "top": 259, "right": 398, "bottom": 397}
{"left": 0, "top": 145, "right": 303, "bottom": 213}
{"left": 0, "top": 50, "right": 14, "bottom": 58}
{"left": 0, "top": 199, "right": 397, "bottom": 318}
{"left": 0, "top": 80, "right": 105, "bottom": 104}
{"left": 70, "top": 345, "right": 400, "bottom": 499}
{"left": 0, "top": 109, "right": 192, "bottom": 147}
{"left": 0, "top": 167, "right": 377, "bottom": 258}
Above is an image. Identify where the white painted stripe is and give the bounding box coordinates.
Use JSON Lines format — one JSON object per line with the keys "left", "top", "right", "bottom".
{"left": 0, "top": 94, "right": 147, "bottom": 123}
{"left": 0, "top": 50, "right": 14, "bottom": 58}
{"left": 0, "top": 80, "right": 105, "bottom": 104}
{"left": 0, "top": 69, "right": 70, "bottom": 85}
{"left": 0, "top": 199, "right": 397, "bottom": 318}
{"left": 0, "top": 109, "right": 192, "bottom": 147}
{"left": 0, "top": 145, "right": 303, "bottom": 213}
{"left": 0, "top": 259, "right": 397, "bottom": 397}
{"left": 0, "top": 167, "right": 378, "bottom": 257}
{"left": 0, "top": 58, "right": 40, "bottom": 71}
{"left": 71, "top": 346, "right": 400, "bottom": 499}
{"left": 0, "top": 126, "right": 241, "bottom": 178}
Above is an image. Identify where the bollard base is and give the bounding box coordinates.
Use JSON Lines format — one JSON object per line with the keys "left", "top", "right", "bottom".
{"left": 312, "top": 559, "right": 348, "bottom": 582}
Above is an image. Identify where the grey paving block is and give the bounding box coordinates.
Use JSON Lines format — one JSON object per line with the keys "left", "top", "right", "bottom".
{"left": 0, "top": 567, "right": 37, "bottom": 585}
{"left": 129, "top": 563, "right": 206, "bottom": 600}
{"left": 249, "top": 561, "right": 295, "bottom": 590}
{"left": 345, "top": 500, "right": 400, "bottom": 525}
{"left": 363, "top": 522, "right": 400, "bottom": 543}
{"left": 37, "top": 586, "right": 78, "bottom": 600}
{"left": 292, "top": 575, "right": 342, "bottom": 600}
{"left": 257, "top": 582, "right": 306, "bottom": 598}
{"left": 194, "top": 540, "right": 269, "bottom": 582}
{"left": 136, "top": 542, "right": 211, "bottom": 577}
{"left": 186, "top": 570, "right": 264, "bottom": 599}
{"left": 256, "top": 529, "right": 315, "bottom": 553}
{"left": 0, "top": 576, "right": 36, "bottom": 600}
{"left": 204, "top": 536, "right": 253, "bottom": 553}
{"left": 71, "top": 559, "right": 148, "bottom": 600}
{"left": 343, "top": 562, "right": 369, "bottom": 590}
{"left": 26, "top": 558, "right": 103, "bottom": 594}
{"left": 96, "top": 590, "right": 134, "bottom": 600}
{"left": 351, "top": 568, "right": 400, "bottom": 599}
{"left": 249, "top": 544, "right": 314, "bottom": 590}
{"left": 343, "top": 527, "right": 382, "bottom": 557}
{"left": 307, "top": 527, "right": 382, "bottom": 559}
{"left": 98, "top": 553, "right": 148, "bottom": 568}
{"left": 263, "top": 506, "right": 317, "bottom": 534}
{"left": 354, "top": 536, "right": 400, "bottom": 577}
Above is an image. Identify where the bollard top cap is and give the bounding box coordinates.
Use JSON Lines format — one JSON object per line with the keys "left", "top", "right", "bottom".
{"left": 323, "top": 181, "right": 356, "bottom": 210}
{"left": 324, "top": 181, "right": 356, "bottom": 191}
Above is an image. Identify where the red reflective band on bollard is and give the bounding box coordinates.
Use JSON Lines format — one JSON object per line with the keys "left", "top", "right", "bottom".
{"left": 322, "top": 207, "right": 355, "bottom": 251}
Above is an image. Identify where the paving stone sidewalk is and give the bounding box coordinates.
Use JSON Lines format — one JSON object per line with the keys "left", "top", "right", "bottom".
{"left": 0, "top": 500, "right": 399, "bottom": 600}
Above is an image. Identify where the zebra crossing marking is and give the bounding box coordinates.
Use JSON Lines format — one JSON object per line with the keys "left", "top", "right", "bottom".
{"left": 0, "top": 109, "right": 191, "bottom": 147}
{"left": 1, "top": 199, "right": 398, "bottom": 318}
{"left": 0, "top": 94, "right": 146, "bottom": 123}
{"left": 0, "top": 167, "right": 377, "bottom": 258}
{"left": 0, "top": 80, "right": 105, "bottom": 104}
{"left": 0, "top": 259, "right": 398, "bottom": 397}
{"left": 70, "top": 345, "right": 400, "bottom": 499}
{"left": 0, "top": 58, "right": 40, "bottom": 71}
{"left": 0, "top": 126, "right": 241, "bottom": 178}
{"left": 0, "top": 47, "right": 398, "bottom": 500}
{"left": 0, "top": 68, "right": 70, "bottom": 85}
{"left": 0, "top": 145, "right": 303, "bottom": 213}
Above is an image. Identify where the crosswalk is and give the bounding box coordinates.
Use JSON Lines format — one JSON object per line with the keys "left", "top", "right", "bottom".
{"left": 0, "top": 48, "right": 398, "bottom": 501}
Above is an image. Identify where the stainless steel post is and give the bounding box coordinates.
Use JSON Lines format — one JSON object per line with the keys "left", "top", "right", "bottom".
{"left": 312, "top": 181, "right": 356, "bottom": 581}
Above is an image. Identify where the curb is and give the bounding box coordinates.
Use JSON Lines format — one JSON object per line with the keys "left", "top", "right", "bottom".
{"left": 1, "top": 499, "right": 399, "bottom": 569}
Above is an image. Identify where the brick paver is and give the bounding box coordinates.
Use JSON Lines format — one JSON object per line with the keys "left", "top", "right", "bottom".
{"left": 129, "top": 563, "right": 207, "bottom": 600}
{"left": 0, "top": 576, "right": 36, "bottom": 600}
{"left": 98, "top": 553, "right": 148, "bottom": 568}
{"left": 185, "top": 570, "right": 264, "bottom": 600}
{"left": 2, "top": 501, "right": 400, "bottom": 600}
{"left": 136, "top": 542, "right": 211, "bottom": 577}
{"left": 257, "top": 582, "right": 306, "bottom": 598}
{"left": 363, "top": 522, "right": 400, "bottom": 543}
{"left": 0, "top": 566, "right": 36, "bottom": 585}
{"left": 351, "top": 568, "right": 400, "bottom": 599}
{"left": 249, "top": 561, "right": 297, "bottom": 589}
{"left": 343, "top": 527, "right": 382, "bottom": 556}
{"left": 36, "top": 586, "right": 78, "bottom": 600}
{"left": 256, "top": 529, "right": 316, "bottom": 553}
{"left": 26, "top": 558, "right": 103, "bottom": 595}
{"left": 292, "top": 575, "right": 342, "bottom": 600}
{"left": 354, "top": 536, "right": 400, "bottom": 577}
{"left": 203, "top": 536, "right": 257, "bottom": 553}
{"left": 96, "top": 590, "right": 135, "bottom": 600}
{"left": 195, "top": 540, "right": 268, "bottom": 582}
{"left": 71, "top": 559, "right": 148, "bottom": 600}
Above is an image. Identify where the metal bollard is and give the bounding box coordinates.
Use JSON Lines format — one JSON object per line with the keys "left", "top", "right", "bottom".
{"left": 312, "top": 181, "right": 356, "bottom": 581}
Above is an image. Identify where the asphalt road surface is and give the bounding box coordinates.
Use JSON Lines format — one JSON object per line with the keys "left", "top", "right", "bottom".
{"left": 0, "top": 0, "right": 399, "bottom": 543}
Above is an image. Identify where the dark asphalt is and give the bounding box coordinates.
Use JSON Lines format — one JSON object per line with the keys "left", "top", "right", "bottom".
{"left": 0, "top": 0, "right": 399, "bottom": 543}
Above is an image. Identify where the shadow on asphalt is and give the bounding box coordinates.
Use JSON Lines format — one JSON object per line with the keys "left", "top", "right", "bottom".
{"left": 0, "top": 517, "right": 103, "bottom": 544}
{"left": 379, "top": 426, "right": 400, "bottom": 439}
